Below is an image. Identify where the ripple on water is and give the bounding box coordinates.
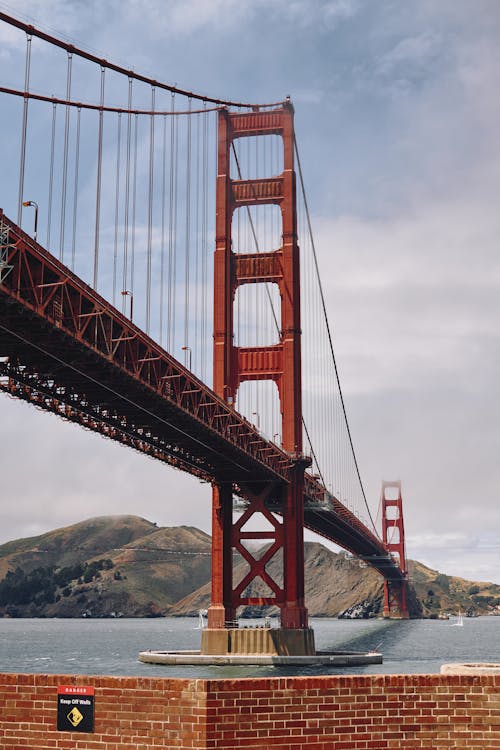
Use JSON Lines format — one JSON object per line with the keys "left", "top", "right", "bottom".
{"left": 0, "top": 616, "right": 498, "bottom": 678}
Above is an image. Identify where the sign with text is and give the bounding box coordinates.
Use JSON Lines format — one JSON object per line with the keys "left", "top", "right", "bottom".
{"left": 57, "top": 685, "right": 95, "bottom": 732}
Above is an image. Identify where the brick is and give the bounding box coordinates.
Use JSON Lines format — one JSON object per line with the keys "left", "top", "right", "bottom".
{"left": 0, "top": 671, "right": 499, "bottom": 749}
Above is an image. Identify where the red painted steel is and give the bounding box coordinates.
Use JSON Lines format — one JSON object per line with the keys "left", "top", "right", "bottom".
{"left": 210, "top": 104, "right": 308, "bottom": 628}
{"left": 0, "top": 210, "right": 407, "bottom": 613}
{"left": 0, "top": 209, "right": 293, "bottom": 486}
{"left": 0, "top": 12, "right": 283, "bottom": 110}
{"left": 381, "top": 480, "right": 409, "bottom": 618}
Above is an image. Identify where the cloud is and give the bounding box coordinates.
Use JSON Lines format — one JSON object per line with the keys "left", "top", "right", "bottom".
{"left": 0, "top": 394, "right": 211, "bottom": 546}
{"left": 408, "top": 531, "right": 500, "bottom": 583}
{"left": 70, "top": 0, "right": 364, "bottom": 39}
{"left": 0, "top": 16, "right": 22, "bottom": 50}
{"left": 374, "top": 31, "right": 443, "bottom": 80}
{"left": 0, "top": 0, "right": 499, "bottom": 587}
{"left": 313, "top": 200, "right": 500, "bottom": 397}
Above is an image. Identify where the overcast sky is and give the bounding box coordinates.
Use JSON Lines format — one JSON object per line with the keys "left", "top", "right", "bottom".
{"left": 0, "top": 0, "right": 499, "bottom": 585}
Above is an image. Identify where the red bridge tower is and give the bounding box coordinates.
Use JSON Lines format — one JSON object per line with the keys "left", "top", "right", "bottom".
{"left": 381, "top": 480, "right": 410, "bottom": 618}
{"left": 204, "top": 102, "right": 314, "bottom": 656}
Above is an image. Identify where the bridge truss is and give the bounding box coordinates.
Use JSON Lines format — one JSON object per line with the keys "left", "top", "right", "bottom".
{"left": 0, "top": 11, "right": 409, "bottom": 639}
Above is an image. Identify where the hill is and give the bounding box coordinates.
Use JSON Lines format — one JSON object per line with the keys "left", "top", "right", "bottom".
{"left": 0, "top": 516, "right": 498, "bottom": 618}
{"left": 408, "top": 559, "right": 500, "bottom": 618}
{"left": 0, "top": 516, "right": 212, "bottom": 618}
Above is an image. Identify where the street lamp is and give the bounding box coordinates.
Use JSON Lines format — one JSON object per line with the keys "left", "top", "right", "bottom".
{"left": 181, "top": 345, "right": 192, "bottom": 371}
{"left": 121, "top": 290, "right": 133, "bottom": 321}
{"left": 22, "top": 200, "right": 38, "bottom": 242}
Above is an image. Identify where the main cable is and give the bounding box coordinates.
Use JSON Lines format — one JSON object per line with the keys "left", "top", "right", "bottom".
{"left": 0, "top": 12, "right": 284, "bottom": 110}
{"left": 293, "top": 136, "right": 379, "bottom": 538}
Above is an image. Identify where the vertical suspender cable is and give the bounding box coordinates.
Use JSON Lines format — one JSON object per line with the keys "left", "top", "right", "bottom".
{"left": 122, "top": 78, "right": 133, "bottom": 315}
{"left": 159, "top": 114, "right": 167, "bottom": 345}
{"left": 59, "top": 51, "right": 73, "bottom": 261}
{"left": 145, "top": 86, "right": 155, "bottom": 334}
{"left": 169, "top": 96, "right": 179, "bottom": 354}
{"left": 194, "top": 111, "right": 200, "bottom": 372}
{"left": 71, "top": 106, "right": 81, "bottom": 270}
{"left": 201, "top": 104, "right": 208, "bottom": 382}
{"left": 46, "top": 100, "right": 57, "bottom": 249}
{"left": 93, "top": 65, "right": 105, "bottom": 291}
{"left": 17, "top": 32, "right": 32, "bottom": 226}
{"left": 130, "top": 113, "right": 138, "bottom": 312}
{"left": 184, "top": 99, "right": 192, "bottom": 361}
{"left": 112, "top": 112, "right": 122, "bottom": 306}
{"left": 167, "top": 92, "right": 176, "bottom": 350}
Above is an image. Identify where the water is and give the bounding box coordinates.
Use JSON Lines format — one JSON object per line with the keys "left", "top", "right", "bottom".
{"left": 0, "top": 616, "right": 498, "bottom": 679}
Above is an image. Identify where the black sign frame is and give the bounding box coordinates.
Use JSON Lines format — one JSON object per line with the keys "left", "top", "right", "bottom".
{"left": 57, "top": 685, "right": 95, "bottom": 733}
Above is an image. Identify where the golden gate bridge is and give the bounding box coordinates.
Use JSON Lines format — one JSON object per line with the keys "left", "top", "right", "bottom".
{"left": 0, "top": 11, "right": 408, "bottom": 656}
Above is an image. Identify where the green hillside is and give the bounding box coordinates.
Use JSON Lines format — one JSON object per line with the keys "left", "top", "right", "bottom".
{"left": 0, "top": 516, "right": 498, "bottom": 619}
{"left": 408, "top": 559, "right": 500, "bottom": 617}
{"left": 0, "top": 516, "right": 211, "bottom": 618}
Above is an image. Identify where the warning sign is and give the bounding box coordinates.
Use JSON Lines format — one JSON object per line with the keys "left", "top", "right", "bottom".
{"left": 67, "top": 706, "right": 84, "bottom": 727}
{"left": 57, "top": 685, "right": 95, "bottom": 733}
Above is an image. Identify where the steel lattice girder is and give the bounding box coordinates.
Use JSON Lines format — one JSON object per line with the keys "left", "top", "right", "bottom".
{"left": 0, "top": 210, "right": 293, "bottom": 487}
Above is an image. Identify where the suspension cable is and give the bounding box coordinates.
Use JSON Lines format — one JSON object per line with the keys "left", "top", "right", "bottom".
{"left": 167, "top": 92, "right": 176, "bottom": 351}
{"left": 201, "top": 103, "right": 209, "bottom": 383}
{"left": 46, "top": 100, "right": 57, "bottom": 250}
{"left": 0, "top": 85, "right": 222, "bottom": 116}
{"left": 145, "top": 86, "right": 155, "bottom": 334}
{"left": 293, "top": 136, "right": 379, "bottom": 536}
{"left": 93, "top": 66, "right": 105, "bottom": 291}
{"left": 17, "top": 32, "right": 31, "bottom": 225}
{"left": 159, "top": 114, "right": 167, "bottom": 346}
{"left": 184, "top": 98, "right": 192, "bottom": 362}
{"left": 130, "top": 113, "right": 138, "bottom": 315}
{"left": 71, "top": 106, "right": 81, "bottom": 270}
{"left": 112, "top": 112, "right": 122, "bottom": 307}
{"left": 0, "top": 11, "right": 284, "bottom": 110}
{"left": 122, "top": 78, "right": 133, "bottom": 316}
{"left": 59, "top": 51, "right": 72, "bottom": 261}
{"left": 193, "top": 111, "right": 201, "bottom": 373}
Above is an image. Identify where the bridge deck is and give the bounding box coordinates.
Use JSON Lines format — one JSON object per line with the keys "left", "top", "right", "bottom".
{"left": 0, "top": 211, "right": 403, "bottom": 582}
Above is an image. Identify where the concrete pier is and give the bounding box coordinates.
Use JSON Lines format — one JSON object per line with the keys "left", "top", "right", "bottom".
{"left": 138, "top": 648, "right": 383, "bottom": 666}
{"left": 139, "top": 624, "right": 382, "bottom": 666}
{"left": 200, "top": 626, "right": 316, "bottom": 657}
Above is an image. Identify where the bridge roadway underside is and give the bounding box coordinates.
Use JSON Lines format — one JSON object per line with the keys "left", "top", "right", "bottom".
{"left": 0, "top": 213, "right": 404, "bottom": 586}
{"left": 0, "top": 303, "right": 403, "bottom": 584}
{"left": 302, "top": 504, "right": 403, "bottom": 580}
{"left": 0, "top": 295, "right": 285, "bottom": 492}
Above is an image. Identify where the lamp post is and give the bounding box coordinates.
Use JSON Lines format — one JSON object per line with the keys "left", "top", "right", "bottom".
{"left": 181, "top": 345, "right": 192, "bottom": 371}
{"left": 121, "top": 290, "right": 133, "bottom": 321}
{"left": 22, "top": 200, "right": 38, "bottom": 242}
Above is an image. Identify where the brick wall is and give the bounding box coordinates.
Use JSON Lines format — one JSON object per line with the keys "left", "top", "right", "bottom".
{"left": 0, "top": 673, "right": 206, "bottom": 749}
{"left": 0, "top": 672, "right": 498, "bottom": 749}
{"left": 204, "top": 674, "right": 500, "bottom": 749}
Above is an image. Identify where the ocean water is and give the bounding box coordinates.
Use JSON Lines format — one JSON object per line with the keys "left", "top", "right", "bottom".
{"left": 0, "top": 616, "right": 498, "bottom": 679}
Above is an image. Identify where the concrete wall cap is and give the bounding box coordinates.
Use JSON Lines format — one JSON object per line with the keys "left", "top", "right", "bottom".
{"left": 441, "top": 662, "right": 500, "bottom": 675}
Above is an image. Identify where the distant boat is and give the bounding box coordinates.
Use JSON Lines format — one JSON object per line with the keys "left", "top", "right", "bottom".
{"left": 450, "top": 610, "right": 464, "bottom": 627}
{"left": 195, "top": 609, "right": 208, "bottom": 630}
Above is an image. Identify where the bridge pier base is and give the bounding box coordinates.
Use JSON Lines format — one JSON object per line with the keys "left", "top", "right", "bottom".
{"left": 201, "top": 627, "right": 315, "bottom": 657}
{"left": 383, "top": 579, "right": 410, "bottom": 619}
